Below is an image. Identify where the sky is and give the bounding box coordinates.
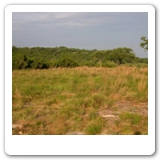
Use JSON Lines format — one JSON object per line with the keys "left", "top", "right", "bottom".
{"left": 12, "top": 12, "right": 148, "bottom": 58}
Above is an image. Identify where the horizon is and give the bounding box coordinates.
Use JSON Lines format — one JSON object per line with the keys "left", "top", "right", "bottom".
{"left": 12, "top": 45, "right": 148, "bottom": 58}
{"left": 12, "top": 12, "right": 148, "bottom": 58}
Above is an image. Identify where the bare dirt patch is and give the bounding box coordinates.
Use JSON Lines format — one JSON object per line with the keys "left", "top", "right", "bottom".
{"left": 98, "top": 101, "right": 148, "bottom": 135}
{"left": 99, "top": 101, "right": 148, "bottom": 117}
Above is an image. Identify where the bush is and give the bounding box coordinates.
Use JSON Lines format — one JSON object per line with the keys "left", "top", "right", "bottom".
{"left": 134, "top": 63, "right": 148, "bottom": 68}
{"left": 103, "top": 61, "right": 117, "bottom": 68}
{"left": 56, "top": 58, "right": 79, "bottom": 68}
{"left": 33, "top": 61, "right": 49, "bottom": 69}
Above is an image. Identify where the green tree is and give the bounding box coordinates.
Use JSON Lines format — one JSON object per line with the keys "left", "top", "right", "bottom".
{"left": 108, "top": 48, "right": 135, "bottom": 65}
{"left": 140, "top": 36, "right": 148, "bottom": 51}
{"left": 56, "top": 58, "right": 79, "bottom": 68}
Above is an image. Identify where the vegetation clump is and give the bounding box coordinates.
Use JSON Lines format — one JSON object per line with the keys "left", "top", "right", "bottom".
{"left": 12, "top": 46, "right": 148, "bottom": 70}
{"left": 56, "top": 57, "right": 79, "bottom": 68}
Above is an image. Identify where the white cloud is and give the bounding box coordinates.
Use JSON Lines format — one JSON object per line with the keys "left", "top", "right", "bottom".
{"left": 13, "top": 12, "right": 122, "bottom": 30}
{"left": 12, "top": 12, "right": 148, "bottom": 58}
{"left": 53, "top": 12, "right": 78, "bottom": 19}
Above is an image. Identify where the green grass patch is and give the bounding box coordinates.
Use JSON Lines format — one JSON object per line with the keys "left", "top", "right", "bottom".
{"left": 119, "top": 112, "right": 142, "bottom": 125}
{"left": 85, "top": 117, "right": 105, "bottom": 135}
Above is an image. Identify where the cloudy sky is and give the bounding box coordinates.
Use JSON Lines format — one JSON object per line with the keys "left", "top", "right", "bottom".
{"left": 12, "top": 12, "right": 148, "bottom": 58}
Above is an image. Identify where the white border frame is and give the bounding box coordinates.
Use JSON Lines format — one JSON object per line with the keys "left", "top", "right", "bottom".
{"left": 5, "top": 5, "right": 155, "bottom": 155}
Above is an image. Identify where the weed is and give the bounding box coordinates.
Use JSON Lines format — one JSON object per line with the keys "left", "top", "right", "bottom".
{"left": 92, "top": 94, "right": 106, "bottom": 108}
{"left": 85, "top": 119, "right": 104, "bottom": 135}
{"left": 89, "top": 110, "right": 98, "bottom": 120}
{"left": 107, "top": 99, "right": 115, "bottom": 108}
{"left": 119, "top": 112, "right": 142, "bottom": 125}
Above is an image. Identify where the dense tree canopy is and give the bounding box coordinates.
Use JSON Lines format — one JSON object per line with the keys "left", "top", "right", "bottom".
{"left": 12, "top": 46, "right": 147, "bottom": 70}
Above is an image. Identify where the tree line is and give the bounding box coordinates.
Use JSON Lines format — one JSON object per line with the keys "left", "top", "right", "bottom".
{"left": 12, "top": 46, "right": 148, "bottom": 70}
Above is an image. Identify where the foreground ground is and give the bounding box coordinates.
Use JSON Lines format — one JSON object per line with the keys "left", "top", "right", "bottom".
{"left": 12, "top": 66, "right": 148, "bottom": 135}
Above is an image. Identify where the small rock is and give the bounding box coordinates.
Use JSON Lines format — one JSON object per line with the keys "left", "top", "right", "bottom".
{"left": 101, "top": 115, "right": 119, "bottom": 118}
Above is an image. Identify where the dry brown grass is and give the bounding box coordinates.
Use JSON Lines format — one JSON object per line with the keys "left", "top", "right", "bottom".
{"left": 12, "top": 66, "right": 148, "bottom": 135}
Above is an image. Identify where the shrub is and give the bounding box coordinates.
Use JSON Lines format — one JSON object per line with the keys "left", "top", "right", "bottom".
{"left": 56, "top": 58, "right": 79, "bottom": 68}
{"left": 103, "top": 61, "right": 117, "bottom": 68}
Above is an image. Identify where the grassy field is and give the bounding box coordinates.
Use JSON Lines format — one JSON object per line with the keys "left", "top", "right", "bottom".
{"left": 12, "top": 66, "right": 148, "bottom": 135}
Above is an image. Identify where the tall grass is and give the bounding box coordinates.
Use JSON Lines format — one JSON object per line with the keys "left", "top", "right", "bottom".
{"left": 12, "top": 66, "right": 148, "bottom": 135}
